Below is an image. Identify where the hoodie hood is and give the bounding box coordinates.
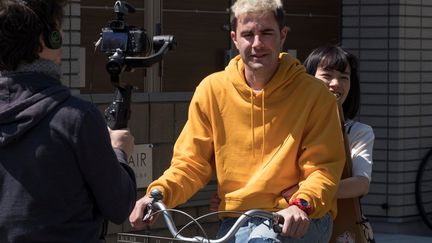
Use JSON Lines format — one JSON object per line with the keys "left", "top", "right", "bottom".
{"left": 224, "top": 53, "right": 308, "bottom": 158}
{"left": 0, "top": 60, "right": 70, "bottom": 147}
{"left": 227, "top": 53, "right": 307, "bottom": 103}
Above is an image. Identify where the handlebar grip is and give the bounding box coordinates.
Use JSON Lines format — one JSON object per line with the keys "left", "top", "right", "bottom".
{"left": 150, "top": 188, "right": 163, "bottom": 201}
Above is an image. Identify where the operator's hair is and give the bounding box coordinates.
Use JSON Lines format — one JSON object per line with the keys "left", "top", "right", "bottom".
{"left": 0, "top": 0, "right": 66, "bottom": 71}
{"left": 303, "top": 46, "right": 361, "bottom": 119}
{"left": 230, "top": 0, "right": 286, "bottom": 31}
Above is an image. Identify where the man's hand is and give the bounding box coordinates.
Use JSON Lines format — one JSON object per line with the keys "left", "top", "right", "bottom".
{"left": 277, "top": 205, "right": 310, "bottom": 238}
{"left": 108, "top": 127, "right": 135, "bottom": 158}
{"left": 129, "top": 194, "right": 157, "bottom": 229}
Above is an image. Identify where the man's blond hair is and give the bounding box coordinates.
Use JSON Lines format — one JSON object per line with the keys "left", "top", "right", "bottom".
{"left": 230, "top": 0, "right": 285, "bottom": 31}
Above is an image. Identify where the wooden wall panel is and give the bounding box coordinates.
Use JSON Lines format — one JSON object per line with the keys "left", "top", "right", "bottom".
{"left": 284, "top": 16, "right": 340, "bottom": 62}
{"left": 161, "top": 0, "right": 341, "bottom": 92}
{"left": 283, "top": 0, "right": 340, "bottom": 16}
{"left": 162, "top": 11, "right": 230, "bottom": 91}
{"left": 164, "top": 0, "right": 230, "bottom": 11}
{"left": 84, "top": 0, "right": 144, "bottom": 9}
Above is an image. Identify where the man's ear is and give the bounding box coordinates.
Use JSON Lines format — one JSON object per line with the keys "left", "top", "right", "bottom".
{"left": 230, "top": 31, "right": 239, "bottom": 49}
{"left": 38, "top": 33, "right": 61, "bottom": 64}
{"left": 280, "top": 26, "right": 289, "bottom": 47}
{"left": 38, "top": 34, "right": 46, "bottom": 54}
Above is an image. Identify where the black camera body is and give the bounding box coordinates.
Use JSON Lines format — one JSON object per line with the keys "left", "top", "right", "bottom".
{"left": 99, "top": 0, "right": 148, "bottom": 56}
{"left": 100, "top": 21, "right": 147, "bottom": 55}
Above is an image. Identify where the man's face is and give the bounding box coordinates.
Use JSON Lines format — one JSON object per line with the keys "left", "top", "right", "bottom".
{"left": 231, "top": 11, "right": 288, "bottom": 72}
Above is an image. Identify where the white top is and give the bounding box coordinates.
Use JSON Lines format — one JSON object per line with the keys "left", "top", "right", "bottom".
{"left": 345, "top": 119, "right": 375, "bottom": 183}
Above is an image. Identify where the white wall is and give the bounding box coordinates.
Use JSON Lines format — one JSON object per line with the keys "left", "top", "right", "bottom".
{"left": 61, "top": 0, "right": 82, "bottom": 89}
{"left": 342, "top": 0, "right": 432, "bottom": 225}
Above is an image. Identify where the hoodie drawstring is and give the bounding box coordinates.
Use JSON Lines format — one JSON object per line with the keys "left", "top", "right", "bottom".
{"left": 261, "top": 90, "right": 265, "bottom": 161}
{"left": 250, "top": 89, "right": 265, "bottom": 162}
{"left": 250, "top": 89, "right": 255, "bottom": 158}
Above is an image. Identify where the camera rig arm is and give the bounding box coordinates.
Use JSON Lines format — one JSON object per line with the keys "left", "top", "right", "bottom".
{"left": 105, "top": 35, "right": 175, "bottom": 74}
{"left": 124, "top": 35, "right": 175, "bottom": 68}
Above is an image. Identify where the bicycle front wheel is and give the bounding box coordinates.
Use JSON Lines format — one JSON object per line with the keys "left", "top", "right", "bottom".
{"left": 416, "top": 148, "right": 432, "bottom": 230}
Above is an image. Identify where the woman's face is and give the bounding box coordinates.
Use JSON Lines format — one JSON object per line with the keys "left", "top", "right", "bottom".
{"left": 315, "top": 65, "right": 351, "bottom": 105}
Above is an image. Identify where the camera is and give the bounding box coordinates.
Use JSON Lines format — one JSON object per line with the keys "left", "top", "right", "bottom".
{"left": 98, "top": 0, "right": 175, "bottom": 76}
{"left": 100, "top": 22, "right": 147, "bottom": 55}
{"left": 99, "top": 1, "right": 148, "bottom": 55}
{"left": 99, "top": 1, "right": 176, "bottom": 130}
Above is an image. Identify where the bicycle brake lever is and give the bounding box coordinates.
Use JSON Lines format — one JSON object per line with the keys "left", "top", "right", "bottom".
{"left": 142, "top": 205, "right": 153, "bottom": 222}
{"left": 142, "top": 189, "right": 164, "bottom": 222}
{"left": 272, "top": 213, "right": 284, "bottom": 233}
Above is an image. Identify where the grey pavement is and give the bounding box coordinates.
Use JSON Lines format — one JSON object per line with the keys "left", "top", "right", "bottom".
{"left": 369, "top": 218, "right": 432, "bottom": 242}
{"left": 375, "top": 233, "right": 432, "bottom": 243}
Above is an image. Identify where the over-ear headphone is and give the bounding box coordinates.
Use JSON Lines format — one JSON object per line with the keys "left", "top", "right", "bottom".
{"left": 43, "top": 22, "right": 62, "bottom": 49}
{"left": 20, "top": 0, "right": 62, "bottom": 49}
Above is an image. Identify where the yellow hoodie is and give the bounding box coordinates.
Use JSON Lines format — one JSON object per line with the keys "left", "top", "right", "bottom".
{"left": 147, "top": 53, "right": 346, "bottom": 219}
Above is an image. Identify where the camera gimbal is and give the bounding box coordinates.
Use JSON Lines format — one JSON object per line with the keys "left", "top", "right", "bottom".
{"left": 101, "top": 0, "right": 176, "bottom": 129}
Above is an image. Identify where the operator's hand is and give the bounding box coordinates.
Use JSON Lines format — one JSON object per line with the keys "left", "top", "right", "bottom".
{"left": 108, "top": 127, "right": 135, "bottom": 159}
{"left": 129, "top": 194, "right": 158, "bottom": 229}
{"left": 277, "top": 205, "right": 310, "bottom": 238}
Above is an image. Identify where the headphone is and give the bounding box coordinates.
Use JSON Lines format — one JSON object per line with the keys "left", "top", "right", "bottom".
{"left": 43, "top": 22, "right": 62, "bottom": 49}
{"left": 20, "top": 0, "right": 63, "bottom": 49}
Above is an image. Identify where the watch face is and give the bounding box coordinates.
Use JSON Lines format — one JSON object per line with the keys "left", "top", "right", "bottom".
{"left": 300, "top": 199, "right": 309, "bottom": 207}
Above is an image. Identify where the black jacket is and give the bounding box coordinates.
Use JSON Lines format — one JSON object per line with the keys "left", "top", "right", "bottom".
{"left": 0, "top": 71, "right": 136, "bottom": 242}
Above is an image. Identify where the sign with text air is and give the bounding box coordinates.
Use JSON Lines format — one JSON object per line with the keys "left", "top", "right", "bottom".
{"left": 128, "top": 144, "right": 153, "bottom": 188}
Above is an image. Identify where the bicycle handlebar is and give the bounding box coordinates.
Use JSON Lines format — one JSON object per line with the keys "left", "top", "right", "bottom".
{"left": 143, "top": 189, "right": 284, "bottom": 243}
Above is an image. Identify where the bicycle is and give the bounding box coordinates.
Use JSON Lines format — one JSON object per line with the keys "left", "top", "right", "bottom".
{"left": 416, "top": 147, "right": 432, "bottom": 230}
{"left": 117, "top": 189, "right": 284, "bottom": 243}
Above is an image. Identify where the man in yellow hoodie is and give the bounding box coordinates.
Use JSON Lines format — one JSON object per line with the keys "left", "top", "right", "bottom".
{"left": 130, "top": 0, "right": 346, "bottom": 242}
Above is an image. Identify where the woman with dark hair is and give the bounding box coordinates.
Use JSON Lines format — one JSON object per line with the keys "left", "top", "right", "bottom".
{"left": 304, "top": 46, "right": 360, "bottom": 120}
{"left": 301, "top": 46, "right": 376, "bottom": 242}
{"left": 301, "top": 46, "right": 374, "bottom": 199}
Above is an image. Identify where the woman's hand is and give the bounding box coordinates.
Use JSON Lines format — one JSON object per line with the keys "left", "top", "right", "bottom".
{"left": 209, "top": 192, "right": 221, "bottom": 212}
{"left": 281, "top": 185, "right": 299, "bottom": 200}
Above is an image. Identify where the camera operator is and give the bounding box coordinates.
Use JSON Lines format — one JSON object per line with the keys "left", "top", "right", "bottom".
{"left": 0, "top": 0, "right": 136, "bottom": 242}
